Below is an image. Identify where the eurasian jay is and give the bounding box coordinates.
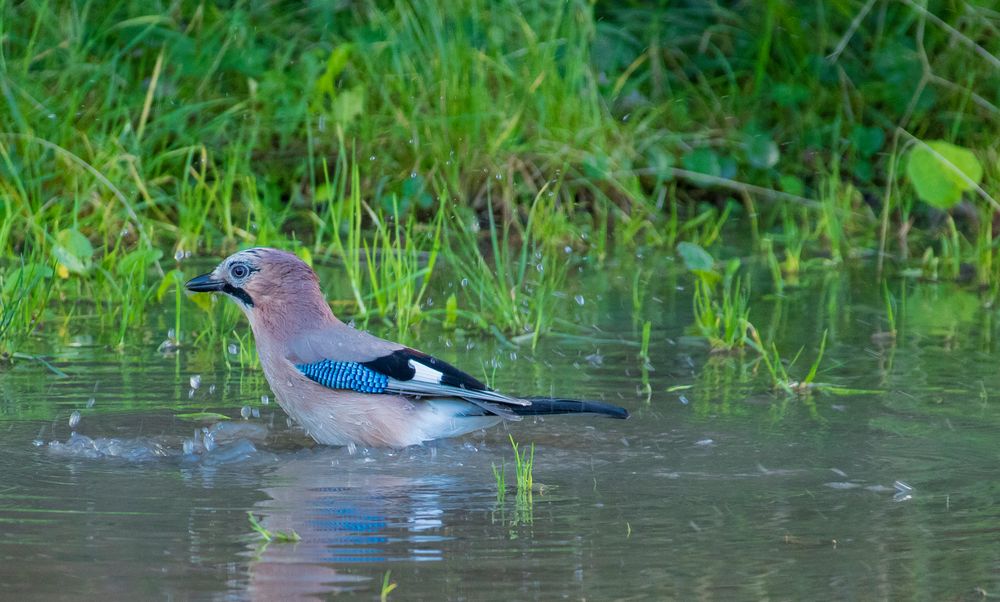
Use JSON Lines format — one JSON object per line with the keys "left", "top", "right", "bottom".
{"left": 185, "top": 248, "right": 628, "bottom": 447}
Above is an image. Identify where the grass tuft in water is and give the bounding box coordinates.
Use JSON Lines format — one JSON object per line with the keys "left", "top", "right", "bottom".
{"left": 246, "top": 511, "right": 301, "bottom": 543}
{"left": 380, "top": 570, "right": 398, "bottom": 601}
{"left": 510, "top": 434, "right": 534, "bottom": 495}
{"left": 492, "top": 462, "right": 506, "bottom": 506}
{"left": 693, "top": 265, "right": 753, "bottom": 352}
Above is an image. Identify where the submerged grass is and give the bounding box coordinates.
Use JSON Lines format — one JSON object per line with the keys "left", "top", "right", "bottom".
{"left": 492, "top": 434, "right": 535, "bottom": 528}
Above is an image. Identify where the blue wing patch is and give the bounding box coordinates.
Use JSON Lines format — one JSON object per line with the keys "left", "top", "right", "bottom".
{"left": 296, "top": 360, "right": 389, "bottom": 394}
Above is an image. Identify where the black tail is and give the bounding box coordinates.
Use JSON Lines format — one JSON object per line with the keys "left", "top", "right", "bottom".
{"left": 513, "top": 397, "right": 629, "bottom": 419}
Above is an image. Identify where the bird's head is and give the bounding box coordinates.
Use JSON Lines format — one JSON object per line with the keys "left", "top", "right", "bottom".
{"left": 185, "top": 248, "right": 331, "bottom": 325}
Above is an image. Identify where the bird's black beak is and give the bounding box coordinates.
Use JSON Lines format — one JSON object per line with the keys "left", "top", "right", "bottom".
{"left": 185, "top": 273, "right": 225, "bottom": 293}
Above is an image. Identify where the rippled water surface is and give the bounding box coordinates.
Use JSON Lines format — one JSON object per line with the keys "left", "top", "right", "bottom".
{"left": 2, "top": 259, "right": 1000, "bottom": 600}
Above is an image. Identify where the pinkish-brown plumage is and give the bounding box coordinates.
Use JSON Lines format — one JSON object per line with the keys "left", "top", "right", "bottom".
{"left": 185, "top": 247, "right": 628, "bottom": 447}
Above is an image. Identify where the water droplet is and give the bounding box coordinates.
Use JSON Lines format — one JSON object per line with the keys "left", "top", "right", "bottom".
{"left": 228, "top": 343, "right": 238, "bottom": 355}
{"left": 575, "top": 294, "right": 585, "bottom": 306}
{"left": 174, "top": 248, "right": 184, "bottom": 262}
{"left": 509, "top": 351, "right": 518, "bottom": 360}
{"left": 261, "top": 395, "right": 270, "bottom": 405}
{"left": 460, "top": 278, "right": 469, "bottom": 288}
{"left": 167, "top": 328, "right": 176, "bottom": 340}
{"left": 495, "top": 173, "right": 502, "bottom": 180}
{"left": 369, "top": 155, "right": 376, "bottom": 161}
{"left": 240, "top": 405, "right": 251, "bottom": 419}
{"left": 410, "top": 172, "right": 417, "bottom": 178}
{"left": 203, "top": 430, "right": 216, "bottom": 452}
{"left": 86, "top": 397, "right": 95, "bottom": 408}
{"left": 622, "top": 113, "right": 630, "bottom": 122}
{"left": 189, "top": 375, "right": 201, "bottom": 389}
{"left": 251, "top": 408, "right": 260, "bottom": 418}
{"left": 564, "top": 245, "right": 572, "bottom": 254}
{"left": 68, "top": 411, "right": 81, "bottom": 428}
{"left": 47, "top": 113, "right": 55, "bottom": 120}
{"left": 32, "top": 439, "right": 44, "bottom": 447}
{"left": 208, "top": 384, "right": 216, "bottom": 394}
{"left": 188, "top": 388, "right": 195, "bottom": 399}
{"left": 536, "top": 263, "right": 544, "bottom": 273}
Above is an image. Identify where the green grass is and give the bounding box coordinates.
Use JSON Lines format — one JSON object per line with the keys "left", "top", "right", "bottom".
{"left": 0, "top": 0, "right": 997, "bottom": 356}
{"left": 492, "top": 434, "right": 535, "bottom": 528}
{"left": 492, "top": 461, "right": 506, "bottom": 506}
{"left": 246, "top": 511, "right": 301, "bottom": 543}
{"left": 380, "top": 570, "right": 398, "bottom": 602}
{"left": 685, "top": 253, "right": 754, "bottom": 352}
{"left": 446, "top": 190, "right": 572, "bottom": 344}
{"left": 510, "top": 434, "right": 534, "bottom": 495}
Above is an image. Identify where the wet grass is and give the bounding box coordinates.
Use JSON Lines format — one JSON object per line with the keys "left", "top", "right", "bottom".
{"left": 246, "top": 512, "right": 301, "bottom": 543}
{"left": 380, "top": 571, "right": 398, "bottom": 602}
{"left": 492, "top": 434, "right": 535, "bottom": 528}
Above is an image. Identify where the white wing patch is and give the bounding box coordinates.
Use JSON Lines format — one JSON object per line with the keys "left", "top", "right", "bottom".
{"left": 408, "top": 359, "right": 444, "bottom": 384}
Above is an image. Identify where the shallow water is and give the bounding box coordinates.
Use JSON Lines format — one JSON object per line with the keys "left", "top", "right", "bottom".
{"left": 2, "top": 258, "right": 1000, "bottom": 600}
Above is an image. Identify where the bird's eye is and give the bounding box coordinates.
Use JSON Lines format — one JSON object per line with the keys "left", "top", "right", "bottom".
{"left": 230, "top": 263, "right": 250, "bottom": 280}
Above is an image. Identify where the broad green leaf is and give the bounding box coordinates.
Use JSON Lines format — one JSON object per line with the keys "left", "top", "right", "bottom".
{"left": 52, "top": 228, "right": 93, "bottom": 275}
{"left": 677, "top": 242, "right": 714, "bottom": 273}
{"left": 116, "top": 248, "right": 163, "bottom": 277}
{"left": 771, "top": 83, "right": 809, "bottom": 107}
{"left": 744, "top": 135, "right": 779, "bottom": 169}
{"left": 778, "top": 174, "right": 805, "bottom": 196}
{"left": 850, "top": 126, "right": 884, "bottom": 158}
{"left": 650, "top": 151, "right": 675, "bottom": 182}
{"left": 331, "top": 85, "right": 365, "bottom": 126}
{"left": 906, "top": 140, "right": 983, "bottom": 209}
{"left": 681, "top": 148, "right": 722, "bottom": 177}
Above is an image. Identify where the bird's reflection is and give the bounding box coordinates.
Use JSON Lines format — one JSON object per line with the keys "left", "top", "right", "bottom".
{"left": 239, "top": 446, "right": 463, "bottom": 600}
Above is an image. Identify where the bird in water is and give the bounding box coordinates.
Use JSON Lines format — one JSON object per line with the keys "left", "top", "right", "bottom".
{"left": 185, "top": 248, "right": 628, "bottom": 447}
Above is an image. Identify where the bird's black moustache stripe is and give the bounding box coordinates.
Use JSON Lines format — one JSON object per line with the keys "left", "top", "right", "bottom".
{"left": 222, "top": 283, "right": 254, "bottom": 307}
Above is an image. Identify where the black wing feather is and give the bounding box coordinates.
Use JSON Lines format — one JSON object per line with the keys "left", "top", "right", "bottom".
{"left": 362, "top": 348, "right": 487, "bottom": 390}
